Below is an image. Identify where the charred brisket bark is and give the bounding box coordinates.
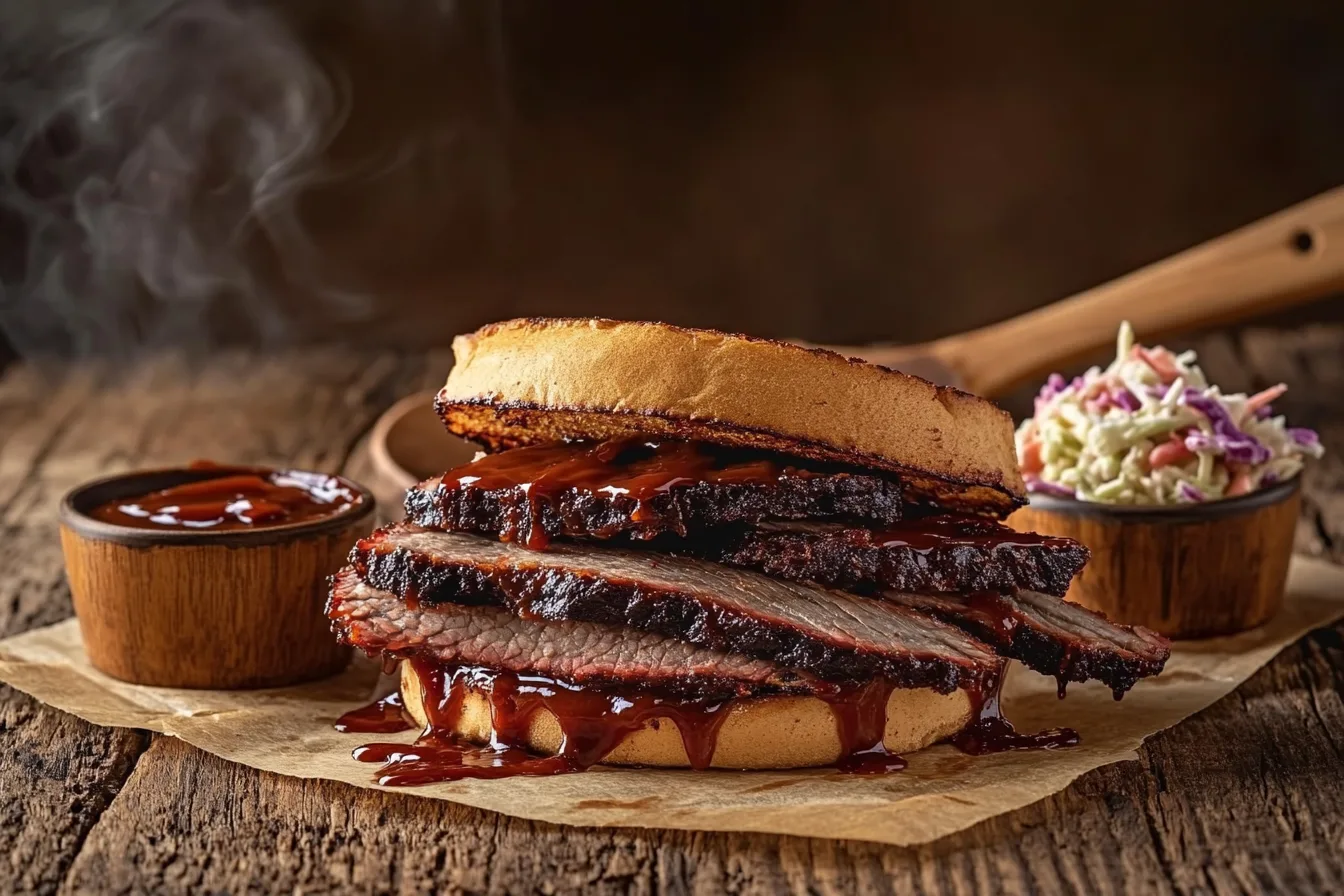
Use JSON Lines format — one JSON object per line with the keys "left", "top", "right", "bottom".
{"left": 880, "top": 590, "right": 1169, "bottom": 697}
{"left": 404, "top": 470, "right": 903, "bottom": 546}
{"left": 701, "top": 518, "right": 1089, "bottom": 597}
{"left": 350, "top": 525, "right": 1003, "bottom": 693}
{"left": 328, "top": 568, "right": 816, "bottom": 700}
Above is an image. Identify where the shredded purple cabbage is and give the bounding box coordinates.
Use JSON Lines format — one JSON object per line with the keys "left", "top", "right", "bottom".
{"left": 1037, "top": 373, "right": 1067, "bottom": 403}
{"left": 1223, "top": 441, "right": 1271, "bottom": 466}
{"left": 1111, "top": 388, "right": 1140, "bottom": 412}
{"left": 1183, "top": 430, "right": 1216, "bottom": 453}
{"left": 1182, "top": 389, "right": 1271, "bottom": 466}
{"left": 1288, "top": 427, "right": 1320, "bottom": 448}
{"left": 1176, "top": 482, "right": 1205, "bottom": 502}
{"left": 1025, "top": 475, "right": 1075, "bottom": 499}
{"left": 1261, "top": 470, "right": 1279, "bottom": 486}
{"left": 1254, "top": 404, "right": 1274, "bottom": 421}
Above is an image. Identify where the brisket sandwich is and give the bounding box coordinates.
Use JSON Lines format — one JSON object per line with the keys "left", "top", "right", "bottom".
{"left": 329, "top": 319, "right": 1170, "bottom": 780}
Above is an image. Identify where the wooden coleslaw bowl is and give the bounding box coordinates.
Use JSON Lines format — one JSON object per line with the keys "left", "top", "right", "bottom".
{"left": 1007, "top": 477, "right": 1300, "bottom": 639}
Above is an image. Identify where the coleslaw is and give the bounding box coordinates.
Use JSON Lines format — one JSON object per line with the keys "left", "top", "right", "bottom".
{"left": 1016, "top": 322, "right": 1324, "bottom": 504}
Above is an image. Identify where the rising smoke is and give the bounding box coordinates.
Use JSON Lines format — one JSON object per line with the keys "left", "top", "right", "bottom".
{"left": 0, "top": 0, "right": 369, "bottom": 357}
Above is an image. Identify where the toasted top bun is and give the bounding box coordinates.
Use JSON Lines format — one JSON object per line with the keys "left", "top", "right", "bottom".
{"left": 400, "top": 663, "right": 972, "bottom": 769}
{"left": 438, "top": 318, "right": 1025, "bottom": 514}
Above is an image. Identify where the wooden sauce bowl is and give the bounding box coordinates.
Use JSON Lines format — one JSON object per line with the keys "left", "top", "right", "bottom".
{"left": 1008, "top": 478, "right": 1300, "bottom": 638}
{"left": 59, "top": 467, "right": 375, "bottom": 689}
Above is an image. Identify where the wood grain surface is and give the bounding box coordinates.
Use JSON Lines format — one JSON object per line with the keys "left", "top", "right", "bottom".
{"left": 1, "top": 332, "right": 1342, "bottom": 895}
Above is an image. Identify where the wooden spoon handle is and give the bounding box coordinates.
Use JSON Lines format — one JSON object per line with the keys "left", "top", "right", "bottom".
{"left": 933, "top": 186, "right": 1344, "bottom": 398}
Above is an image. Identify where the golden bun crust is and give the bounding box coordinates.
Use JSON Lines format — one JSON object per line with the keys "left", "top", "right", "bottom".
{"left": 400, "top": 663, "right": 972, "bottom": 769}
{"left": 438, "top": 318, "right": 1025, "bottom": 515}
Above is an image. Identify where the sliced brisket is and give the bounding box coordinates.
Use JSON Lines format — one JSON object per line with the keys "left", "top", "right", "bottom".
{"left": 403, "top": 439, "right": 903, "bottom": 547}
{"left": 702, "top": 517, "right": 1089, "bottom": 597}
{"left": 882, "top": 590, "right": 1170, "bottom": 696}
{"left": 350, "top": 525, "right": 1003, "bottom": 693}
{"left": 328, "top": 568, "right": 814, "bottom": 700}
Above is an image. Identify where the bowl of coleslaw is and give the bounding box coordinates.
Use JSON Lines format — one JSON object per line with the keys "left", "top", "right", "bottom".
{"left": 1008, "top": 322, "right": 1323, "bottom": 637}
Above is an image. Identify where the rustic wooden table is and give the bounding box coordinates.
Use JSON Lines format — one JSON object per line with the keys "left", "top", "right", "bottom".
{"left": 3, "top": 326, "right": 1343, "bottom": 895}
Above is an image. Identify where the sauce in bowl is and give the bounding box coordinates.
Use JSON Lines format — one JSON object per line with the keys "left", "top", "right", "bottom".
{"left": 86, "top": 461, "right": 364, "bottom": 531}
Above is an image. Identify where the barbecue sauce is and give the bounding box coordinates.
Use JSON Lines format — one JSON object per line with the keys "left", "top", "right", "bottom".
{"left": 440, "top": 439, "right": 814, "bottom": 549}
{"left": 963, "top": 593, "right": 1023, "bottom": 642}
{"left": 349, "top": 662, "right": 736, "bottom": 784}
{"left": 828, "top": 679, "right": 907, "bottom": 773}
{"left": 953, "top": 680, "right": 1080, "bottom": 754}
{"left": 865, "top": 515, "right": 1075, "bottom": 552}
{"left": 335, "top": 692, "right": 415, "bottom": 734}
{"left": 88, "top": 461, "right": 362, "bottom": 531}
{"left": 339, "top": 662, "right": 1079, "bottom": 785}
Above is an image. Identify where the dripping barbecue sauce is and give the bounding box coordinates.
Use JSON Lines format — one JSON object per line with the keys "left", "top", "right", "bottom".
{"left": 437, "top": 440, "right": 1065, "bottom": 554}
{"left": 87, "top": 461, "right": 363, "bottom": 531}
{"left": 861, "top": 515, "right": 1076, "bottom": 552}
{"left": 438, "top": 439, "right": 816, "bottom": 549}
{"left": 337, "top": 663, "right": 1079, "bottom": 785}
{"left": 343, "top": 662, "right": 737, "bottom": 784}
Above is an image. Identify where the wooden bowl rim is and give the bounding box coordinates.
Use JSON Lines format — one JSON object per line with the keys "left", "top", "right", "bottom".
{"left": 59, "top": 466, "right": 377, "bottom": 547}
{"left": 1022, "top": 475, "right": 1300, "bottom": 523}
{"left": 368, "top": 389, "right": 442, "bottom": 491}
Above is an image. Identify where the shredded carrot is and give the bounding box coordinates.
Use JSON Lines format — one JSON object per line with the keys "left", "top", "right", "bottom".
{"left": 1226, "top": 469, "right": 1255, "bottom": 497}
{"left": 1148, "top": 437, "right": 1193, "bottom": 470}
{"left": 1244, "top": 383, "right": 1288, "bottom": 416}
{"left": 1131, "top": 345, "right": 1180, "bottom": 384}
{"left": 1020, "top": 439, "right": 1044, "bottom": 474}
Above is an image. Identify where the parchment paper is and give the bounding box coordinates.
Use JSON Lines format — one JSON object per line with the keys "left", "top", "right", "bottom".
{"left": 3, "top": 556, "right": 1343, "bottom": 847}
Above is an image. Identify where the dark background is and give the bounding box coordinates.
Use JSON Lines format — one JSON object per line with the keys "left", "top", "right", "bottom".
{"left": 4, "top": 0, "right": 1344, "bottom": 363}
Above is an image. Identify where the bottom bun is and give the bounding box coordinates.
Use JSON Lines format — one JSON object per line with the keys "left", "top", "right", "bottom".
{"left": 400, "top": 663, "right": 972, "bottom": 769}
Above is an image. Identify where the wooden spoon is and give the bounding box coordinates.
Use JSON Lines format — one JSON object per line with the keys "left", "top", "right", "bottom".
{"left": 822, "top": 185, "right": 1344, "bottom": 397}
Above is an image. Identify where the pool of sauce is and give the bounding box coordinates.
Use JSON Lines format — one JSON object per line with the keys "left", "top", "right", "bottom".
{"left": 441, "top": 439, "right": 817, "bottom": 549}
{"left": 335, "top": 692, "right": 414, "bottom": 734}
{"left": 88, "top": 460, "right": 363, "bottom": 531}
{"left": 335, "top": 662, "right": 1079, "bottom": 785}
{"left": 952, "top": 684, "right": 1081, "bottom": 754}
